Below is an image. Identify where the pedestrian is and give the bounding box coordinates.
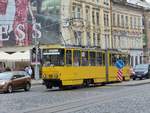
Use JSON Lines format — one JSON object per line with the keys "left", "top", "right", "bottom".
{"left": 25, "top": 66, "right": 33, "bottom": 77}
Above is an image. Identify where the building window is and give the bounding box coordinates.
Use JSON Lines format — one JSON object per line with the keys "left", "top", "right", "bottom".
{"left": 149, "top": 21, "right": 150, "bottom": 29}
{"left": 72, "top": 5, "right": 81, "bottom": 18}
{"left": 86, "top": 7, "right": 90, "bottom": 22}
{"left": 96, "top": 0, "right": 99, "bottom": 4}
{"left": 92, "top": 11, "right": 95, "bottom": 25}
{"left": 96, "top": 12, "right": 100, "bottom": 25}
{"left": 74, "top": 31, "right": 82, "bottom": 45}
{"left": 113, "top": 13, "right": 116, "bottom": 26}
{"left": 97, "top": 33, "right": 100, "bottom": 46}
{"left": 125, "top": 16, "right": 128, "bottom": 28}
{"left": 121, "top": 15, "right": 124, "bottom": 28}
{"left": 134, "top": 17, "right": 136, "bottom": 29}
{"left": 104, "top": 12, "right": 109, "bottom": 26}
{"left": 104, "top": 0, "right": 109, "bottom": 5}
{"left": 117, "top": 14, "right": 120, "bottom": 27}
{"left": 113, "top": 36, "right": 116, "bottom": 48}
{"left": 131, "top": 56, "right": 133, "bottom": 66}
{"left": 93, "top": 33, "right": 96, "bottom": 46}
{"left": 135, "top": 56, "right": 138, "bottom": 65}
{"left": 140, "top": 56, "right": 142, "bottom": 64}
{"left": 86, "top": 32, "right": 91, "bottom": 47}
{"left": 130, "top": 16, "right": 132, "bottom": 29}
{"left": 138, "top": 17, "right": 141, "bottom": 29}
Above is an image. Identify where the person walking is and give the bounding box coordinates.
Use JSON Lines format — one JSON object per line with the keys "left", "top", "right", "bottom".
{"left": 25, "top": 66, "right": 33, "bottom": 77}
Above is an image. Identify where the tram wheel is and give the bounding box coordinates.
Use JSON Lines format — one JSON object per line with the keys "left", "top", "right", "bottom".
{"left": 83, "top": 79, "right": 93, "bottom": 88}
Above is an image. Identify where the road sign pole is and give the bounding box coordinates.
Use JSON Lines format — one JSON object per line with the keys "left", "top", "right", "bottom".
{"left": 105, "top": 36, "right": 109, "bottom": 82}
{"left": 34, "top": 38, "right": 40, "bottom": 80}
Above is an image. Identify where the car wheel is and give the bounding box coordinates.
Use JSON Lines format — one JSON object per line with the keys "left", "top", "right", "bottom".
{"left": 24, "top": 83, "right": 31, "bottom": 91}
{"left": 7, "top": 85, "right": 13, "bottom": 93}
{"left": 133, "top": 77, "right": 136, "bottom": 80}
{"left": 140, "top": 77, "right": 143, "bottom": 80}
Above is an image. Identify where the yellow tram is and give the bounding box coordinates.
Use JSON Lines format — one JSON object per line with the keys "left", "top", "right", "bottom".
{"left": 41, "top": 45, "right": 130, "bottom": 89}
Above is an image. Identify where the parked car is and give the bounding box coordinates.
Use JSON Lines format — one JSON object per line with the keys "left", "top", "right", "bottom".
{"left": 0, "top": 71, "right": 31, "bottom": 93}
{"left": 132, "top": 64, "right": 150, "bottom": 80}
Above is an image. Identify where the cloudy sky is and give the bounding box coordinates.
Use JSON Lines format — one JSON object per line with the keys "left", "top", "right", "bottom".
{"left": 147, "top": 0, "right": 150, "bottom": 3}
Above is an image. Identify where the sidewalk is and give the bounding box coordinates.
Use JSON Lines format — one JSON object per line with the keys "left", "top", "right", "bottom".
{"left": 31, "top": 79, "right": 43, "bottom": 85}
{"left": 31, "top": 79, "right": 150, "bottom": 86}
{"left": 107, "top": 79, "right": 150, "bottom": 86}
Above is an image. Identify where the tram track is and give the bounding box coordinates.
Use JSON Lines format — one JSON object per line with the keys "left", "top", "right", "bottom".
{"left": 22, "top": 86, "right": 142, "bottom": 113}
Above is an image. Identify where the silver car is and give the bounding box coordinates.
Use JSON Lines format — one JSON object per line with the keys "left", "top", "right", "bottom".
{"left": 132, "top": 64, "right": 150, "bottom": 80}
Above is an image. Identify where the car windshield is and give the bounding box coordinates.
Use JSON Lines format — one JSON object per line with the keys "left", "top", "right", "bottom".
{"left": 0, "top": 72, "right": 13, "bottom": 80}
{"left": 134, "top": 64, "right": 149, "bottom": 70}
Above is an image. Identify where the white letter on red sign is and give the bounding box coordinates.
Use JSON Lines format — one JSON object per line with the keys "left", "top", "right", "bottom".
{"left": 32, "top": 23, "right": 41, "bottom": 39}
{"left": 15, "top": 24, "right": 26, "bottom": 41}
{"left": 0, "top": 25, "right": 10, "bottom": 41}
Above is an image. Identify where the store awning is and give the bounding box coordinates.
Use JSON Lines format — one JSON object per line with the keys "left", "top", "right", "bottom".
{"left": 0, "top": 51, "right": 30, "bottom": 61}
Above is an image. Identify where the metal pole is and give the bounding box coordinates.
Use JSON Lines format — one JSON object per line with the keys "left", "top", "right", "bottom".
{"left": 34, "top": 38, "right": 40, "bottom": 80}
{"left": 29, "top": 0, "right": 40, "bottom": 80}
{"left": 105, "top": 35, "right": 109, "bottom": 82}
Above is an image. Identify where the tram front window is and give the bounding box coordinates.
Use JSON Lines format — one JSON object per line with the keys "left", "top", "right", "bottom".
{"left": 42, "top": 49, "right": 64, "bottom": 66}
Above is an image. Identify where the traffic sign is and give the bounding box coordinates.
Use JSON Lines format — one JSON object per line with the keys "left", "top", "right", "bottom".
{"left": 115, "top": 59, "right": 125, "bottom": 69}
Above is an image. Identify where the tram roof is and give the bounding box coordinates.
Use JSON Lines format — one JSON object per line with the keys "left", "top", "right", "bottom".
{"left": 40, "top": 44, "right": 129, "bottom": 54}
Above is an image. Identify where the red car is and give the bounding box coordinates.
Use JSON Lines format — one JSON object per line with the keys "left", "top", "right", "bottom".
{"left": 0, "top": 71, "right": 31, "bottom": 93}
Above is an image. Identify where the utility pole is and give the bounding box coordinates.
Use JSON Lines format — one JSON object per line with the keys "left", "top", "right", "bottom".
{"left": 34, "top": 37, "right": 40, "bottom": 80}
{"left": 29, "top": 1, "right": 41, "bottom": 80}
{"left": 105, "top": 35, "right": 109, "bottom": 82}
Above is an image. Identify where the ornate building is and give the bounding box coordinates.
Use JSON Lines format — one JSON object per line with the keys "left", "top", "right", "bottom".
{"left": 111, "top": 0, "right": 144, "bottom": 66}
{"left": 61, "top": 0, "right": 111, "bottom": 49}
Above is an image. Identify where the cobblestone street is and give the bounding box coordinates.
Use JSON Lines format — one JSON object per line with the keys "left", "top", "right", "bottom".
{"left": 1, "top": 83, "right": 150, "bottom": 113}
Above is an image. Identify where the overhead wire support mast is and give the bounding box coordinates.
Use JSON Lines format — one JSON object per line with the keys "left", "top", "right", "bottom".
{"left": 28, "top": 1, "right": 41, "bottom": 80}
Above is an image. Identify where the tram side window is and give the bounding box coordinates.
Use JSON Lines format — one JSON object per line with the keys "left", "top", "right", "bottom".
{"left": 90, "top": 52, "right": 96, "bottom": 66}
{"left": 102, "top": 53, "right": 105, "bottom": 65}
{"left": 73, "top": 50, "right": 80, "bottom": 66}
{"left": 66, "top": 50, "right": 72, "bottom": 65}
{"left": 81, "top": 51, "right": 88, "bottom": 66}
{"left": 121, "top": 54, "right": 128, "bottom": 65}
{"left": 111, "top": 54, "right": 117, "bottom": 66}
{"left": 97, "top": 52, "right": 103, "bottom": 66}
{"left": 109, "top": 54, "right": 112, "bottom": 66}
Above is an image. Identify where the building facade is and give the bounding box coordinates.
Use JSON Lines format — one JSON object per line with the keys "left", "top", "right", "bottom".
{"left": 0, "top": 0, "right": 149, "bottom": 68}
{"left": 61, "top": 0, "right": 111, "bottom": 49}
{"left": 111, "top": 0, "right": 144, "bottom": 66}
{"left": 143, "top": 10, "right": 150, "bottom": 63}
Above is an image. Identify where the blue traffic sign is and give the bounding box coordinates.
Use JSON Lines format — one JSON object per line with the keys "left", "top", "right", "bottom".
{"left": 115, "top": 60, "right": 125, "bottom": 69}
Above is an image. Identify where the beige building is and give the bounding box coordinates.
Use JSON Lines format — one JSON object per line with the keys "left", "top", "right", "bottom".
{"left": 143, "top": 10, "right": 150, "bottom": 63}
{"left": 61, "top": 0, "right": 111, "bottom": 49}
{"left": 111, "top": 0, "right": 144, "bottom": 66}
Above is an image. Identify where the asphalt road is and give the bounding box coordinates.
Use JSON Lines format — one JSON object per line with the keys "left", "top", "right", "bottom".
{"left": 0, "top": 84, "right": 150, "bottom": 113}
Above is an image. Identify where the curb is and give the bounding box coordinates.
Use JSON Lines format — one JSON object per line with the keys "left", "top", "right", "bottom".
{"left": 31, "top": 80, "right": 43, "bottom": 86}
{"left": 30, "top": 79, "right": 150, "bottom": 87}
{"left": 107, "top": 79, "right": 150, "bottom": 86}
